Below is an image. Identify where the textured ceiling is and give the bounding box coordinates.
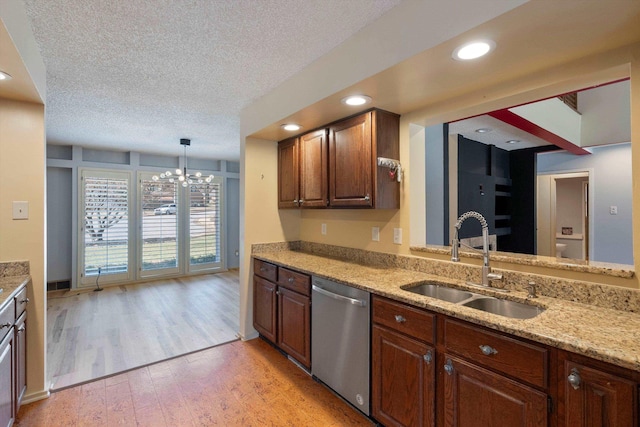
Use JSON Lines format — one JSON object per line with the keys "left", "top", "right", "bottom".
{"left": 22, "top": 0, "right": 402, "bottom": 160}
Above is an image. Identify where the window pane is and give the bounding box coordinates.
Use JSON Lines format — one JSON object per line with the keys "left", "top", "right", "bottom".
{"left": 141, "top": 179, "right": 178, "bottom": 271}
{"left": 189, "top": 181, "right": 221, "bottom": 265}
{"left": 83, "top": 175, "right": 129, "bottom": 276}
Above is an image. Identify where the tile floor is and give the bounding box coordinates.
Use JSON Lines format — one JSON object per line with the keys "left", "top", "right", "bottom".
{"left": 17, "top": 338, "right": 373, "bottom": 426}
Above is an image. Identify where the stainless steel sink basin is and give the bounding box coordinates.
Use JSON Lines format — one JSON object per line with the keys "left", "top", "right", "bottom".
{"left": 404, "top": 283, "right": 474, "bottom": 303}
{"left": 462, "top": 297, "right": 544, "bottom": 319}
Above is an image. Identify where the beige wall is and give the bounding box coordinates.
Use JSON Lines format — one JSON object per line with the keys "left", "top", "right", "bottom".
{"left": 0, "top": 99, "right": 47, "bottom": 400}
{"left": 239, "top": 137, "right": 301, "bottom": 338}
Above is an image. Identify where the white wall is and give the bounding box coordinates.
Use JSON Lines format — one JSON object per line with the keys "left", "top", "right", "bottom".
{"left": 46, "top": 167, "right": 72, "bottom": 281}
{"left": 579, "top": 80, "right": 631, "bottom": 147}
{"left": 537, "top": 143, "right": 633, "bottom": 265}
{"left": 425, "top": 124, "right": 446, "bottom": 245}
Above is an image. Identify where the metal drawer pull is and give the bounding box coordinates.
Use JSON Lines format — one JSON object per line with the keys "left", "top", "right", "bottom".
{"left": 312, "top": 285, "right": 367, "bottom": 307}
{"left": 17, "top": 326, "right": 25, "bottom": 334}
{"left": 20, "top": 298, "right": 29, "bottom": 304}
{"left": 260, "top": 267, "right": 266, "bottom": 272}
{"left": 288, "top": 277, "right": 294, "bottom": 283}
{"left": 394, "top": 315, "right": 406, "bottom": 323}
{"left": 479, "top": 345, "right": 498, "bottom": 356}
{"left": 444, "top": 359, "right": 453, "bottom": 375}
{"left": 423, "top": 351, "right": 433, "bottom": 365}
{"left": 364, "top": 194, "right": 370, "bottom": 201}
{"left": 568, "top": 368, "right": 581, "bottom": 390}
{"left": 0, "top": 323, "right": 11, "bottom": 329}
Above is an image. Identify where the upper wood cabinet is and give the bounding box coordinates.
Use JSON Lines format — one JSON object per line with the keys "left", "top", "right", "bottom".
{"left": 278, "top": 108, "right": 400, "bottom": 209}
{"left": 329, "top": 109, "right": 399, "bottom": 208}
{"left": 278, "top": 129, "right": 329, "bottom": 208}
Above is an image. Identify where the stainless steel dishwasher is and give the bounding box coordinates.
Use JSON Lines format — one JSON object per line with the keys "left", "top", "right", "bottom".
{"left": 311, "top": 276, "right": 370, "bottom": 416}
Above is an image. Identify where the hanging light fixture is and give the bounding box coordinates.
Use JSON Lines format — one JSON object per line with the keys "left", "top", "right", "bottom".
{"left": 152, "top": 139, "right": 214, "bottom": 187}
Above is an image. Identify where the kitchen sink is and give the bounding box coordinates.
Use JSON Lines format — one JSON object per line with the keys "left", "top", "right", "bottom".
{"left": 403, "top": 282, "right": 474, "bottom": 303}
{"left": 462, "top": 297, "right": 544, "bottom": 319}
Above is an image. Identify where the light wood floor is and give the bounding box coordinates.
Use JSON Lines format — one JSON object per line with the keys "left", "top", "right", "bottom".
{"left": 47, "top": 271, "right": 240, "bottom": 390}
{"left": 17, "top": 338, "right": 372, "bottom": 426}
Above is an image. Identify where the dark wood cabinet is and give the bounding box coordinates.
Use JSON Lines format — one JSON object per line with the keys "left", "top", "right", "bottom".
{"left": 372, "top": 325, "right": 435, "bottom": 427}
{"left": 277, "top": 287, "right": 310, "bottom": 368}
{"left": 278, "top": 129, "right": 329, "bottom": 209}
{"left": 252, "top": 258, "right": 311, "bottom": 369}
{"left": 562, "top": 360, "right": 637, "bottom": 427}
{"left": 253, "top": 275, "right": 277, "bottom": 342}
{"left": 278, "top": 109, "right": 399, "bottom": 210}
{"left": 329, "top": 109, "right": 400, "bottom": 208}
{"left": 277, "top": 137, "right": 299, "bottom": 209}
{"left": 372, "top": 296, "right": 435, "bottom": 427}
{"left": 442, "top": 354, "right": 548, "bottom": 427}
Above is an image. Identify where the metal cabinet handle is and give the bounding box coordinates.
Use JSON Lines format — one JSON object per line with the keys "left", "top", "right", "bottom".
{"left": 299, "top": 199, "right": 304, "bottom": 205}
{"left": 288, "top": 277, "right": 294, "bottom": 283}
{"left": 276, "top": 290, "right": 281, "bottom": 296}
{"left": 293, "top": 199, "right": 299, "bottom": 205}
{"left": 20, "top": 298, "right": 30, "bottom": 304}
{"left": 364, "top": 194, "right": 370, "bottom": 201}
{"left": 479, "top": 345, "right": 498, "bottom": 356}
{"left": 17, "top": 326, "right": 25, "bottom": 334}
{"left": 0, "top": 323, "right": 11, "bottom": 329}
{"left": 568, "top": 368, "right": 581, "bottom": 390}
{"left": 260, "top": 267, "right": 266, "bottom": 272}
{"left": 423, "top": 351, "right": 433, "bottom": 365}
{"left": 444, "top": 359, "right": 453, "bottom": 376}
{"left": 394, "top": 315, "right": 406, "bottom": 323}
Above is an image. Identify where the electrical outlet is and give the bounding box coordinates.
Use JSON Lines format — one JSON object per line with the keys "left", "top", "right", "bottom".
{"left": 321, "top": 223, "right": 327, "bottom": 235}
{"left": 610, "top": 206, "right": 618, "bottom": 215}
{"left": 393, "top": 228, "right": 402, "bottom": 244}
{"left": 372, "top": 227, "right": 380, "bottom": 242}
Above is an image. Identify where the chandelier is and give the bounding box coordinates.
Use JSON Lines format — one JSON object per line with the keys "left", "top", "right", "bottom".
{"left": 152, "top": 139, "right": 214, "bottom": 187}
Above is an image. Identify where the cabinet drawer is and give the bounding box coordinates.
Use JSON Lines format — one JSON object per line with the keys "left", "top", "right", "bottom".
{"left": 253, "top": 259, "right": 277, "bottom": 282}
{"left": 0, "top": 299, "right": 14, "bottom": 341}
{"left": 372, "top": 296, "right": 435, "bottom": 344}
{"left": 444, "top": 319, "right": 548, "bottom": 388}
{"left": 15, "top": 287, "right": 28, "bottom": 318}
{"left": 277, "top": 267, "right": 311, "bottom": 296}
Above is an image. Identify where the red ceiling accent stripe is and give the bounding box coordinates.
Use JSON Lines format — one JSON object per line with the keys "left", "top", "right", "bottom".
{"left": 487, "top": 109, "right": 590, "bottom": 155}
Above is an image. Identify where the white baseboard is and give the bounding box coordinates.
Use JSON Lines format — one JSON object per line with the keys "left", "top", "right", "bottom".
{"left": 22, "top": 388, "right": 50, "bottom": 404}
{"left": 237, "top": 331, "right": 259, "bottom": 341}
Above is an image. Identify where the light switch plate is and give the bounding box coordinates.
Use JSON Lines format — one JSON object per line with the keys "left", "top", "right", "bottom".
{"left": 372, "top": 227, "right": 380, "bottom": 242}
{"left": 393, "top": 228, "right": 402, "bottom": 244}
{"left": 13, "top": 201, "right": 29, "bottom": 220}
{"left": 321, "top": 223, "right": 327, "bottom": 235}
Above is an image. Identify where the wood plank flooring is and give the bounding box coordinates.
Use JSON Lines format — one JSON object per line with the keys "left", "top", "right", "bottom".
{"left": 47, "top": 272, "right": 240, "bottom": 390}
{"left": 17, "top": 338, "right": 372, "bottom": 426}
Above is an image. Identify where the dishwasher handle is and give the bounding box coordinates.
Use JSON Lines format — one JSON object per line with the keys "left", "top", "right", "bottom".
{"left": 312, "top": 285, "right": 367, "bottom": 307}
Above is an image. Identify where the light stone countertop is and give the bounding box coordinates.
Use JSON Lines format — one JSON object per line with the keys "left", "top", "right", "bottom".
{"left": 0, "top": 275, "right": 30, "bottom": 309}
{"left": 254, "top": 250, "right": 640, "bottom": 373}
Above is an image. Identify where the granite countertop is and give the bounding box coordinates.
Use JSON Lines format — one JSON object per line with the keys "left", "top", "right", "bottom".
{"left": 0, "top": 275, "right": 30, "bottom": 308}
{"left": 254, "top": 250, "right": 640, "bottom": 373}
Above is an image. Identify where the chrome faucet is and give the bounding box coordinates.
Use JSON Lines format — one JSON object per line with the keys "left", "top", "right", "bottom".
{"left": 451, "top": 211, "right": 503, "bottom": 287}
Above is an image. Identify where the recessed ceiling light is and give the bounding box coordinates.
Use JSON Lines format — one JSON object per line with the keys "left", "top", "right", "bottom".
{"left": 341, "top": 95, "right": 372, "bottom": 106}
{"left": 452, "top": 40, "right": 496, "bottom": 61}
{"left": 281, "top": 123, "right": 301, "bottom": 132}
{"left": 475, "top": 128, "right": 492, "bottom": 133}
{"left": 0, "top": 71, "right": 12, "bottom": 81}
{"left": 505, "top": 140, "right": 520, "bottom": 144}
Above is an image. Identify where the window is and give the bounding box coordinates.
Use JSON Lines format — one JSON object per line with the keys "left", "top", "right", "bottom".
{"left": 189, "top": 177, "right": 223, "bottom": 271}
{"left": 80, "top": 169, "right": 131, "bottom": 284}
{"left": 140, "top": 175, "right": 179, "bottom": 276}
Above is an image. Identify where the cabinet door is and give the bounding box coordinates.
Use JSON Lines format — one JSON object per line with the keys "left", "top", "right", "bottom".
{"left": 563, "top": 361, "right": 637, "bottom": 427}
{"left": 442, "top": 354, "right": 547, "bottom": 427}
{"left": 299, "top": 129, "right": 328, "bottom": 208}
{"left": 278, "top": 137, "right": 299, "bottom": 209}
{"left": 277, "top": 287, "right": 310, "bottom": 369}
{"left": 253, "top": 276, "right": 277, "bottom": 342}
{"left": 372, "top": 325, "right": 435, "bottom": 427}
{"left": 0, "top": 330, "right": 15, "bottom": 427}
{"left": 15, "top": 313, "right": 26, "bottom": 411}
{"left": 329, "top": 112, "right": 373, "bottom": 207}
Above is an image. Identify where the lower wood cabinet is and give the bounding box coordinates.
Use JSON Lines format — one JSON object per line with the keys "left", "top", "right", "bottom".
{"left": 253, "top": 259, "right": 311, "bottom": 369}
{"left": 371, "top": 295, "right": 640, "bottom": 427}
{"left": 0, "top": 330, "right": 15, "bottom": 427}
{"left": 562, "top": 360, "right": 637, "bottom": 427}
{"left": 442, "top": 354, "right": 548, "bottom": 427}
{"left": 372, "top": 325, "right": 435, "bottom": 427}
